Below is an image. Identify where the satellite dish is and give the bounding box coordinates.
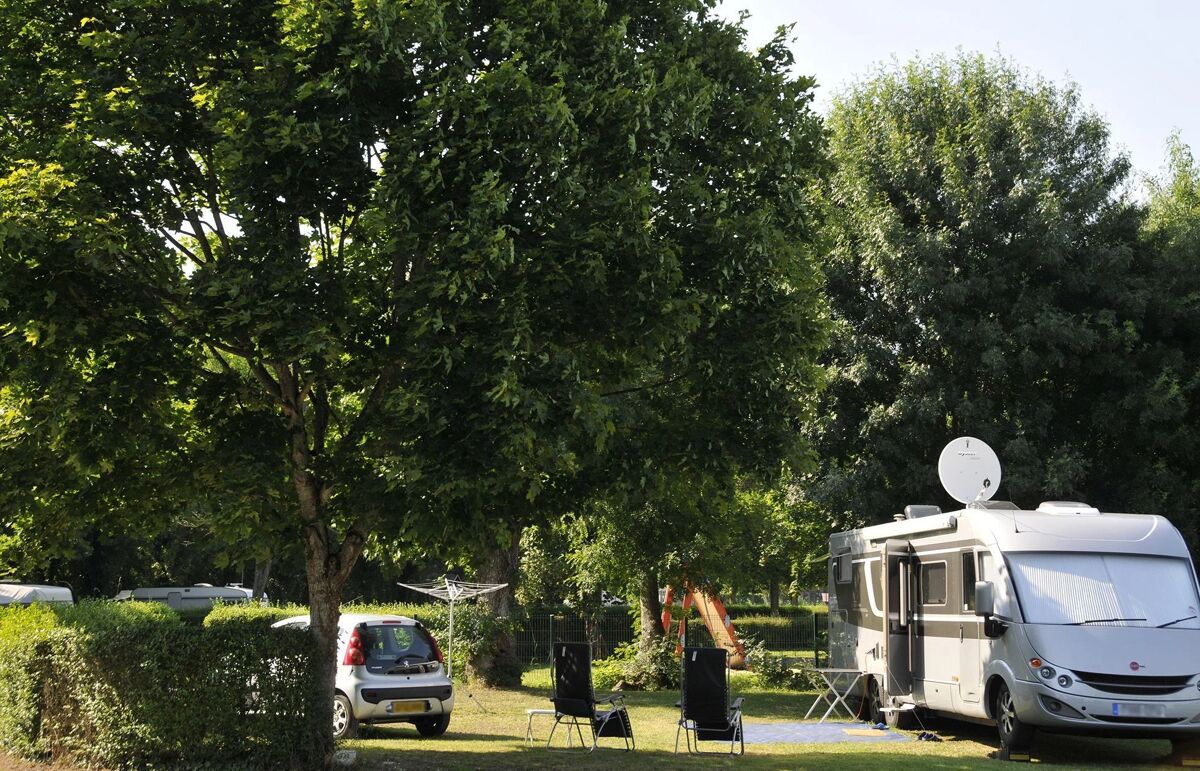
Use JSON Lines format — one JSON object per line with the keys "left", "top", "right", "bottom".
{"left": 938, "top": 437, "right": 1002, "bottom": 504}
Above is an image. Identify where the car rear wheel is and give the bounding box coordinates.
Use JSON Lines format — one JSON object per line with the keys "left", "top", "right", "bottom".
{"left": 415, "top": 713, "right": 451, "bottom": 737}
{"left": 333, "top": 693, "right": 358, "bottom": 740}
{"left": 994, "top": 681, "right": 1034, "bottom": 753}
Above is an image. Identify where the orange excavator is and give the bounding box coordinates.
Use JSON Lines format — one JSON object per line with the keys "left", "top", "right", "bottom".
{"left": 661, "top": 584, "right": 746, "bottom": 668}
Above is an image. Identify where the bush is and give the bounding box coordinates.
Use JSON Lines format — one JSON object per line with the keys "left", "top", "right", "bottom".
{"left": 742, "top": 635, "right": 823, "bottom": 691}
{"left": 592, "top": 637, "right": 680, "bottom": 692}
{"left": 0, "top": 600, "right": 322, "bottom": 770}
{"left": 0, "top": 604, "right": 58, "bottom": 757}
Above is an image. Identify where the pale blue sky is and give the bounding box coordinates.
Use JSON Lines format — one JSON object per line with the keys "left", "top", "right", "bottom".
{"left": 717, "top": 0, "right": 1200, "bottom": 182}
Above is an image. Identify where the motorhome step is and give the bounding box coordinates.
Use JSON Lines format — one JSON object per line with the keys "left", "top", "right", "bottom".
{"left": 879, "top": 705, "right": 915, "bottom": 713}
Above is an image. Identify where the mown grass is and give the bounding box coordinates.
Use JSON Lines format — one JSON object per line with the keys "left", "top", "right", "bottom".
{"left": 345, "top": 667, "right": 1182, "bottom": 770}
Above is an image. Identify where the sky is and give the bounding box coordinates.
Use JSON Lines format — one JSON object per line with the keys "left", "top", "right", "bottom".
{"left": 716, "top": 0, "right": 1200, "bottom": 183}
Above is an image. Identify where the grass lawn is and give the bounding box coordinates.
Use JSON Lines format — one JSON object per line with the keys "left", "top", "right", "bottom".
{"left": 345, "top": 667, "right": 1181, "bottom": 770}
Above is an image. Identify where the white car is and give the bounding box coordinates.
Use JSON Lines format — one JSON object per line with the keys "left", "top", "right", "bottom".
{"left": 273, "top": 613, "right": 453, "bottom": 739}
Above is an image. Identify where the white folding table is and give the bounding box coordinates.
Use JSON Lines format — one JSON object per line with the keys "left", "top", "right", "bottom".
{"left": 801, "top": 667, "right": 864, "bottom": 722}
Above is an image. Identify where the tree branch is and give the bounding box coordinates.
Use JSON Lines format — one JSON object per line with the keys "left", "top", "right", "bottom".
{"left": 158, "top": 227, "right": 205, "bottom": 265}
{"left": 600, "top": 372, "right": 686, "bottom": 398}
{"left": 248, "top": 360, "right": 284, "bottom": 403}
{"left": 338, "top": 366, "right": 397, "bottom": 453}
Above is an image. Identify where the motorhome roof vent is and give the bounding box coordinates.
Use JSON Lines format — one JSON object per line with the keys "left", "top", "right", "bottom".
{"left": 904, "top": 505, "right": 942, "bottom": 519}
{"left": 1036, "top": 501, "right": 1100, "bottom": 516}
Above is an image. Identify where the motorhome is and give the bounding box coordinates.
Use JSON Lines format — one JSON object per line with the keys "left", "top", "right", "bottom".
{"left": 827, "top": 438, "right": 1200, "bottom": 755}
{"left": 0, "top": 582, "right": 75, "bottom": 606}
{"left": 114, "top": 584, "right": 261, "bottom": 610}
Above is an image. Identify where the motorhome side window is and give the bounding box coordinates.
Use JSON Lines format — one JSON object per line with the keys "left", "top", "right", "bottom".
{"left": 962, "top": 552, "right": 977, "bottom": 611}
{"left": 835, "top": 553, "right": 852, "bottom": 584}
{"left": 920, "top": 561, "right": 947, "bottom": 605}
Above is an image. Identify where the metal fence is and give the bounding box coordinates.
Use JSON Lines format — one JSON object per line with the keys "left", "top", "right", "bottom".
{"left": 515, "top": 606, "right": 828, "bottom": 666}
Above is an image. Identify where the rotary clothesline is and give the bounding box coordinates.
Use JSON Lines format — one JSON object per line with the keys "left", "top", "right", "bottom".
{"left": 397, "top": 577, "right": 508, "bottom": 679}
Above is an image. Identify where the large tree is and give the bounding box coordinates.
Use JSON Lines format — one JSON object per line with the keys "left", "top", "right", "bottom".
{"left": 809, "top": 53, "right": 1150, "bottom": 525}
{"left": 1123, "top": 137, "right": 1200, "bottom": 549}
{"left": 0, "top": 0, "right": 826, "bottom": 761}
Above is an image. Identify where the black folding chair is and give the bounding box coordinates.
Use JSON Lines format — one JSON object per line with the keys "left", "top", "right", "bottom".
{"left": 676, "top": 646, "right": 744, "bottom": 755}
{"left": 547, "top": 642, "right": 634, "bottom": 752}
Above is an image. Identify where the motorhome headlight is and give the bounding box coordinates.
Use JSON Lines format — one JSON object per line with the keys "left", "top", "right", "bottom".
{"left": 1039, "top": 666, "right": 1056, "bottom": 680}
{"left": 1057, "top": 674, "right": 1073, "bottom": 688}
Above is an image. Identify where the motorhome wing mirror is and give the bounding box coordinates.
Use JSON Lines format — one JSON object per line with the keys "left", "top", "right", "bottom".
{"left": 974, "top": 581, "right": 994, "bottom": 617}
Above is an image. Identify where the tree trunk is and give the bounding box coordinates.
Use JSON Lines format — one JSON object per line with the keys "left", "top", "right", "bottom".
{"left": 638, "top": 571, "right": 663, "bottom": 652}
{"left": 768, "top": 578, "right": 781, "bottom": 616}
{"left": 274, "top": 363, "right": 366, "bottom": 768}
{"left": 252, "top": 557, "right": 273, "bottom": 601}
{"left": 468, "top": 527, "right": 523, "bottom": 686}
{"left": 583, "top": 607, "right": 606, "bottom": 658}
{"left": 302, "top": 521, "right": 364, "bottom": 767}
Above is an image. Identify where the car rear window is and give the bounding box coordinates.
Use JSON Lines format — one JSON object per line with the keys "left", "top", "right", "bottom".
{"left": 359, "top": 624, "right": 437, "bottom": 663}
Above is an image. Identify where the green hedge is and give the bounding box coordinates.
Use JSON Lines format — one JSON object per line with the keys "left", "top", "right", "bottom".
{"left": 0, "top": 600, "right": 322, "bottom": 770}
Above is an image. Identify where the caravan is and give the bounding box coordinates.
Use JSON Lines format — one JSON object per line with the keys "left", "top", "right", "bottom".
{"left": 114, "top": 584, "right": 261, "bottom": 610}
{"left": 0, "top": 582, "right": 74, "bottom": 606}
{"left": 827, "top": 438, "right": 1200, "bottom": 754}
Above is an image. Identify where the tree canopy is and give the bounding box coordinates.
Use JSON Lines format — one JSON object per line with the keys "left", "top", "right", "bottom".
{"left": 0, "top": 0, "right": 830, "bottom": 757}
{"left": 809, "top": 53, "right": 1153, "bottom": 525}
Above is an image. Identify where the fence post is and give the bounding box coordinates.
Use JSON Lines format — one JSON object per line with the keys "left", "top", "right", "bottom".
{"left": 812, "top": 613, "right": 818, "bottom": 668}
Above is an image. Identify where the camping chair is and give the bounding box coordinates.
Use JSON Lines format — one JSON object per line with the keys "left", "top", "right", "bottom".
{"left": 547, "top": 642, "right": 635, "bottom": 752}
{"left": 676, "top": 646, "right": 744, "bottom": 756}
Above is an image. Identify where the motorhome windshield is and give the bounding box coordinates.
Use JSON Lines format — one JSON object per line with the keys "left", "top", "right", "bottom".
{"left": 1008, "top": 552, "right": 1200, "bottom": 629}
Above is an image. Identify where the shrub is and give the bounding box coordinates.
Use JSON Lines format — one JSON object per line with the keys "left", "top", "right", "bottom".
{"left": 742, "top": 635, "right": 820, "bottom": 690}
{"left": 592, "top": 637, "right": 680, "bottom": 692}
{"left": 0, "top": 604, "right": 59, "bottom": 757}
{"left": 0, "top": 600, "right": 322, "bottom": 770}
{"left": 204, "top": 601, "right": 308, "bottom": 629}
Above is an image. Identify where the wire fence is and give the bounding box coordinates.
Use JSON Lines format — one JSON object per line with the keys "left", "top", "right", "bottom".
{"left": 515, "top": 606, "right": 828, "bottom": 666}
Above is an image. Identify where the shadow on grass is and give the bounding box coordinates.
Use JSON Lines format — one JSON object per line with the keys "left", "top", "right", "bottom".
{"left": 358, "top": 726, "right": 516, "bottom": 744}
{"left": 351, "top": 746, "right": 998, "bottom": 770}
{"left": 919, "top": 713, "right": 1174, "bottom": 766}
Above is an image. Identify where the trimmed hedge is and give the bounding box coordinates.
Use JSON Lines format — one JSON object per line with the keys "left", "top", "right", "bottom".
{"left": 0, "top": 600, "right": 322, "bottom": 770}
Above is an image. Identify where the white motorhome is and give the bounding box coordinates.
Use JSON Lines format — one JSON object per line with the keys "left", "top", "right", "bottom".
{"left": 114, "top": 584, "right": 261, "bottom": 610}
{"left": 827, "top": 438, "right": 1200, "bottom": 755}
{"left": 0, "top": 582, "right": 75, "bottom": 606}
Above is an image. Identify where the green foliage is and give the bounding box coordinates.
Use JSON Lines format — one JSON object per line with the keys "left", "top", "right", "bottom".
{"left": 742, "top": 634, "right": 822, "bottom": 691}
{"left": 0, "top": 601, "right": 321, "bottom": 769}
{"left": 204, "top": 601, "right": 308, "bottom": 629}
{"left": 592, "top": 637, "right": 680, "bottom": 692}
{"left": 812, "top": 52, "right": 1150, "bottom": 525}
{"left": 0, "top": 604, "right": 59, "bottom": 757}
{"left": 1126, "top": 136, "right": 1200, "bottom": 550}
{"left": 0, "top": 8, "right": 829, "bottom": 755}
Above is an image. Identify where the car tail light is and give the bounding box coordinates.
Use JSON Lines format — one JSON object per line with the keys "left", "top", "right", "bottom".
{"left": 343, "top": 626, "right": 366, "bottom": 666}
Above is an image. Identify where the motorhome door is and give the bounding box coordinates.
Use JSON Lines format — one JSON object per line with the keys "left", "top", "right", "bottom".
{"left": 958, "top": 550, "right": 982, "bottom": 703}
{"left": 884, "top": 540, "right": 913, "bottom": 698}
